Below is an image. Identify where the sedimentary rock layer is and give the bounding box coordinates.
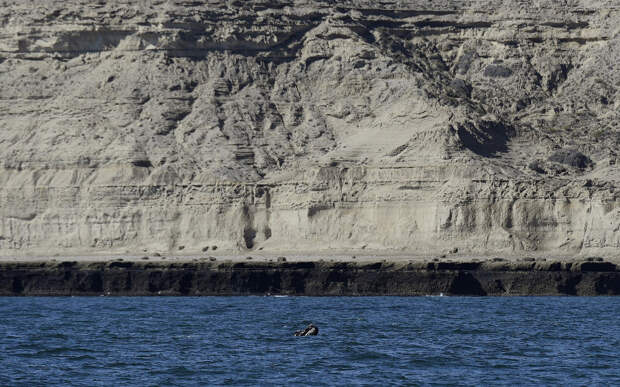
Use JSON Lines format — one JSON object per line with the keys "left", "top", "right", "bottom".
{"left": 1, "top": 259, "right": 618, "bottom": 296}
{"left": 0, "top": 1, "right": 618, "bottom": 256}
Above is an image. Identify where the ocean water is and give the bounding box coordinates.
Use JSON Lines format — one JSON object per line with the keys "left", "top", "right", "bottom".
{"left": 0, "top": 297, "right": 619, "bottom": 386}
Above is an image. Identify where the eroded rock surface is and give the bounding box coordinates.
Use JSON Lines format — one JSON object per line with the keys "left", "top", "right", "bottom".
{"left": 0, "top": 1, "right": 618, "bottom": 256}
{"left": 1, "top": 259, "right": 619, "bottom": 296}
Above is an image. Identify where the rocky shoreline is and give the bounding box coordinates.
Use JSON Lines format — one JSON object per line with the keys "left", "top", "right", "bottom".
{"left": 1, "top": 258, "right": 618, "bottom": 296}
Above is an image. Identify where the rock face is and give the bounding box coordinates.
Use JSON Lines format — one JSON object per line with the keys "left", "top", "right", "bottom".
{"left": 0, "top": 1, "right": 618, "bottom": 256}
{"left": 1, "top": 259, "right": 619, "bottom": 296}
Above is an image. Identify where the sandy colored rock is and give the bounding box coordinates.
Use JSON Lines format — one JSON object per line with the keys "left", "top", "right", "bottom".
{"left": 0, "top": 1, "right": 618, "bottom": 258}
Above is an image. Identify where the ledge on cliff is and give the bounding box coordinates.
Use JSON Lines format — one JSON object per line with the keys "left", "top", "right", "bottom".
{"left": 1, "top": 258, "right": 618, "bottom": 296}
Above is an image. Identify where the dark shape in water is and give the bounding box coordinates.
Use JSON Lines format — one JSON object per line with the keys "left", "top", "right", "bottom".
{"left": 294, "top": 324, "right": 319, "bottom": 336}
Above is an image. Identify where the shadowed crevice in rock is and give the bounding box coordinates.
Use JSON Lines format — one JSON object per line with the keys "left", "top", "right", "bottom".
{"left": 455, "top": 121, "right": 514, "bottom": 157}
{"left": 178, "top": 272, "right": 194, "bottom": 295}
{"left": 548, "top": 149, "right": 593, "bottom": 169}
{"left": 556, "top": 274, "right": 582, "bottom": 295}
{"left": 11, "top": 278, "right": 24, "bottom": 294}
{"left": 243, "top": 227, "right": 257, "bottom": 249}
{"left": 131, "top": 159, "right": 153, "bottom": 168}
{"left": 448, "top": 272, "right": 487, "bottom": 296}
{"left": 594, "top": 274, "right": 620, "bottom": 295}
{"left": 580, "top": 262, "right": 616, "bottom": 272}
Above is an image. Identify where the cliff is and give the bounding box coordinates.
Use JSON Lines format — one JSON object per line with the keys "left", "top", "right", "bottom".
{"left": 1, "top": 258, "right": 619, "bottom": 296}
{"left": 0, "top": 1, "right": 618, "bottom": 257}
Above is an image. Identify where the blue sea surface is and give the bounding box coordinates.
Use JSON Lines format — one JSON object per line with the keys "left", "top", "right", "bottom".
{"left": 0, "top": 297, "right": 619, "bottom": 386}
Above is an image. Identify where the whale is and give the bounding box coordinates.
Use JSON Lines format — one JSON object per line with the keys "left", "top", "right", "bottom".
{"left": 294, "top": 324, "right": 319, "bottom": 336}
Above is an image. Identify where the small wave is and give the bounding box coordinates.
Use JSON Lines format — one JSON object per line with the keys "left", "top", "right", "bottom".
{"left": 1, "top": 296, "right": 619, "bottom": 385}
{"left": 67, "top": 354, "right": 97, "bottom": 361}
{"left": 150, "top": 365, "right": 197, "bottom": 377}
{"left": 425, "top": 293, "right": 446, "bottom": 297}
{"left": 34, "top": 347, "right": 73, "bottom": 356}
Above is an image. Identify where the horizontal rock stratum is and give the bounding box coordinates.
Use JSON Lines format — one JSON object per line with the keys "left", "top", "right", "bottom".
{"left": 0, "top": 1, "right": 619, "bottom": 257}
{"left": 1, "top": 258, "right": 619, "bottom": 296}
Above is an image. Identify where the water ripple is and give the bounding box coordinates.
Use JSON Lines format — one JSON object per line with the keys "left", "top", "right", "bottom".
{"left": 0, "top": 297, "right": 619, "bottom": 385}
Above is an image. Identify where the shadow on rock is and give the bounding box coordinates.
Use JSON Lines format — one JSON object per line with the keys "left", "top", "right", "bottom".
{"left": 448, "top": 272, "right": 487, "bottom": 296}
